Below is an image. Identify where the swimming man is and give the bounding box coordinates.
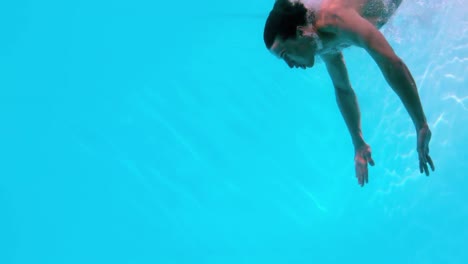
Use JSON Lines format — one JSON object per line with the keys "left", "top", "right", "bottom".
{"left": 263, "top": 0, "right": 435, "bottom": 186}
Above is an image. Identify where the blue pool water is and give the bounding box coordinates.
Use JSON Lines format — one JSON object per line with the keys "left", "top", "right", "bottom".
{"left": 1, "top": 1, "right": 467, "bottom": 263}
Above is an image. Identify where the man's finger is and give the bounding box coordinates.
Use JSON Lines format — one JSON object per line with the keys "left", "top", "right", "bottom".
{"left": 364, "top": 152, "right": 374, "bottom": 166}
{"left": 359, "top": 169, "right": 363, "bottom": 186}
{"left": 359, "top": 167, "right": 364, "bottom": 187}
{"left": 419, "top": 152, "right": 426, "bottom": 172}
{"left": 365, "top": 168, "right": 369, "bottom": 184}
{"left": 420, "top": 151, "right": 427, "bottom": 163}
{"left": 355, "top": 166, "right": 360, "bottom": 186}
{"left": 420, "top": 152, "right": 429, "bottom": 175}
{"left": 427, "top": 155, "right": 435, "bottom": 171}
{"left": 423, "top": 162, "right": 429, "bottom": 176}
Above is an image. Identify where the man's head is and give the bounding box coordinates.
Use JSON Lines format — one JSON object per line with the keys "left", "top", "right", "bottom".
{"left": 263, "top": 0, "right": 318, "bottom": 69}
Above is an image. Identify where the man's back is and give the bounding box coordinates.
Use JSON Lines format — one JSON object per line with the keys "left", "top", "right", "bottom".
{"left": 322, "top": 0, "right": 402, "bottom": 28}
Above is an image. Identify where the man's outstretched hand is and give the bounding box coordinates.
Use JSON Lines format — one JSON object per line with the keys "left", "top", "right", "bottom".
{"left": 352, "top": 125, "right": 434, "bottom": 187}
{"left": 417, "top": 124, "right": 435, "bottom": 175}
{"left": 355, "top": 144, "right": 375, "bottom": 187}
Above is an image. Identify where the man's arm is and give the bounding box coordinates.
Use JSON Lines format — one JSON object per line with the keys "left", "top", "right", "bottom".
{"left": 321, "top": 52, "right": 375, "bottom": 186}
{"left": 322, "top": 8, "right": 435, "bottom": 175}
{"left": 321, "top": 52, "right": 364, "bottom": 148}
{"left": 324, "top": 8, "right": 427, "bottom": 131}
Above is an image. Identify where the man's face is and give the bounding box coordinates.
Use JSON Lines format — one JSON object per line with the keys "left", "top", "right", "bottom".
{"left": 270, "top": 35, "right": 316, "bottom": 69}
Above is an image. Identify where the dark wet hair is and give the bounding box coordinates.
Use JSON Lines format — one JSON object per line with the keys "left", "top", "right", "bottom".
{"left": 263, "top": 0, "right": 311, "bottom": 49}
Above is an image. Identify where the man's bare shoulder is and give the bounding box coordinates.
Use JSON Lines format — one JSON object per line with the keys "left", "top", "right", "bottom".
{"left": 321, "top": 0, "right": 367, "bottom": 10}
{"left": 321, "top": 0, "right": 393, "bottom": 17}
{"left": 315, "top": 5, "right": 352, "bottom": 33}
{"left": 322, "top": 0, "right": 402, "bottom": 27}
{"left": 318, "top": 0, "right": 399, "bottom": 31}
